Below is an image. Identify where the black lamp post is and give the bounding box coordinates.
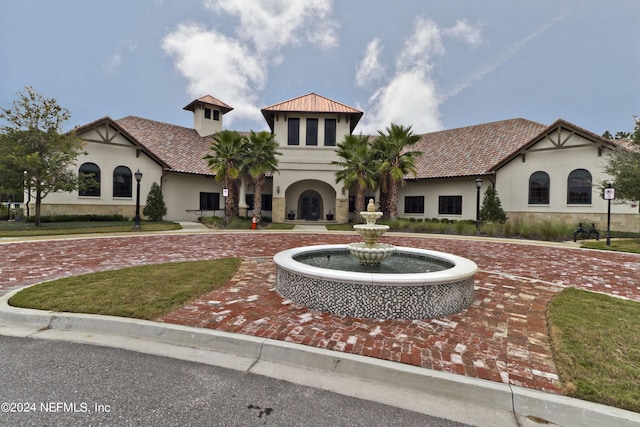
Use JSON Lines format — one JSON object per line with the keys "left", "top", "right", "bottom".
{"left": 475, "top": 178, "right": 483, "bottom": 230}
{"left": 133, "top": 169, "right": 143, "bottom": 230}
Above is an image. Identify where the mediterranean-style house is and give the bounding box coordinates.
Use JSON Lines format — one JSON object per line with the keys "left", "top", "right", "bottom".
{"left": 34, "top": 92, "right": 639, "bottom": 232}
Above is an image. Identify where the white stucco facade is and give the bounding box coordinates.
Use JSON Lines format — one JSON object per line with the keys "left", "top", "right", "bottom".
{"left": 31, "top": 94, "right": 639, "bottom": 232}
{"left": 495, "top": 127, "right": 638, "bottom": 231}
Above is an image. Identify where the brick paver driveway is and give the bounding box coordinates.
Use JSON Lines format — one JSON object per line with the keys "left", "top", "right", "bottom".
{"left": 2, "top": 231, "right": 639, "bottom": 395}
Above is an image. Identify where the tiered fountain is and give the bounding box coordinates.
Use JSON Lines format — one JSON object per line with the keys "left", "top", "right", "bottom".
{"left": 347, "top": 200, "right": 395, "bottom": 265}
{"left": 274, "top": 199, "right": 477, "bottom": 319}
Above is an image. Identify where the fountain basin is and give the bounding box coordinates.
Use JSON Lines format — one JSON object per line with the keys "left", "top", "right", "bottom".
{"left": 274, "top": 244, "right": 477, "bottom": 319}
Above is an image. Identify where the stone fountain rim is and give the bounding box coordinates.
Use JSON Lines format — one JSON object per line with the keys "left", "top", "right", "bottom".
{"left": 273, "top": 244, "right": 478, "bottom": 286}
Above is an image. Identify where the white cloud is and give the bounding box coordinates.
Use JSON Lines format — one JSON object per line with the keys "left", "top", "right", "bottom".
{"left": 206, "top": 0, "right": 337, "bottom": 51}
{"left": 102, "top": 52, "right": 122, "bottom": 74}
{"left": 163, "top": 0, "right": 338, "bottom": 126}
{"left": 358, "top": 70, "right": 443, "bottom": 134}
{"left": 101, "top": 40, "right": 137, "bottom": 75}
{"left": 357, "top": 16, "right": 486, "bottom": 134}
{"left": 358, "top": 16, "right": 449, "bottom": 134}
{"left": 355, "top": 38, "right": 384, "bottom": 88}
{"left": 443, "top": 20, "right": 483, "bottom": 45}
{"left": 396, "top": 17, "right": 444, "bottom": 73}
{"left": 162, "top": 23, "right": 265, "bottom": 124}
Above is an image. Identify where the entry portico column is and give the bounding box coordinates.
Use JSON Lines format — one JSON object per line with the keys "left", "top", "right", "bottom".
{"left": 239, "top": 176, "right": 249, "bottom": 217}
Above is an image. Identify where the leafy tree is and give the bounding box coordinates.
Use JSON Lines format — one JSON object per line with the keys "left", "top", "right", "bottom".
{"left": 0, "top": 87, "right": 86, "bottom": 226}
{"left": 332, "top": 134, "right": 377, "bottom": 217}
{"left": 371, "top": 123, "right": 422, "bottom": 219}
{"left": 243, "top": 131, "right": 281, "bottom": 222}
{"left": 143, "top": 182, "right": 167, "bottom": 221}
{"left": 604, "top": 117, "right": 640, "bottom": 202}
{"left": 203, "top": 130, "right": 246, "bottom": 222}
{"left": 480, "top": 185, "right": 508, "bottom": 223}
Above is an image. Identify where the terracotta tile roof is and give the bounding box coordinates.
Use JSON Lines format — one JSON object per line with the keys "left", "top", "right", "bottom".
{"left": 183, "top": 95, "right": 233, "bottom": 114}
{"left": 115, "top": 116, "right": 216, "bottom": 176}
{"left": 491, "top": 118, "right": 620, "bottom": 172}
{"left": 261, "top": 93, "right": 363, "bottom": 132}
{"left": 410, "top": 118, "right": 547, "bottom": 179}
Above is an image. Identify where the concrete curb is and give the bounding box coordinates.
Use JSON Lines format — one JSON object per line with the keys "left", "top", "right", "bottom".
{"left": 1, "top": 288, "right": 639, "bottom": 427}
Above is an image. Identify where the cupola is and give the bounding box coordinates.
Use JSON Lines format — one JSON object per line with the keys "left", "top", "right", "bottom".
{"left": 183, "top": 95, "right": 233, "bottom": 137}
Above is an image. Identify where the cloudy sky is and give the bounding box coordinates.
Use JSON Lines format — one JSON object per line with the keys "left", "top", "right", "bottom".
{"left": 2, "top": 1, "right": 639, "bottom": 136}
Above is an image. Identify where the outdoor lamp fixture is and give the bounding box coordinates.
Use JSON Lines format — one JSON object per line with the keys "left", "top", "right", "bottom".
{"left": 475, "top": 178, "right": 483, "bottom": 230}
{"left": 277, "top": 185, "right": 280, "bottom": 194}
{"left": 133, "top": 169, "right": 143, "bottom": 230}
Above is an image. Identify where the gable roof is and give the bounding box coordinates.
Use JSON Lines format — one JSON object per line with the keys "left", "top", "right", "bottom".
{"left": 261, "top": 93, "right": 363, "bottom": 133}
{"left": 74, "top": 116, "right": 169, "bottom": 169}
{"left": 411, "top": 118, "right": 547, "bottom": 179}
{"left": 115, "top": 116, "right": 216, "bottom": 176}
{"left": 183, "top": 95, "right": 234, "bottom": 114}
{"left": 490, "top": 118, "right": 619, "bottom": 172}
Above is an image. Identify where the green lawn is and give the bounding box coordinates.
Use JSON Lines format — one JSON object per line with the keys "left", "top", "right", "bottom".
{"left": 0, "top": 221, "right": 181, "bottom": 237}
{"left": 581, "top": 239, "right": 640, "bottom": 254}
{"left": 9, "top": 258, "right": 241, "bottom": 320}
{"left": 547, "top": 288, "right": 640, "bottom": 412}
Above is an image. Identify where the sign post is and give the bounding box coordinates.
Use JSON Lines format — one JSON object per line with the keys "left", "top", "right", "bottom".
{"left": 604, "top": 185, "right": 615, "bottom": 246}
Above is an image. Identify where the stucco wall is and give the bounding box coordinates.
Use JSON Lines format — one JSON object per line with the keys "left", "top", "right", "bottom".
{"left": 495, "top": 129, "right": 637, "bottom": 226}
{"left": 38, "top": 123, "right": 163, "bottom": 217}
{"left": 398, "top": 177, "right": 488, "bottom": 220}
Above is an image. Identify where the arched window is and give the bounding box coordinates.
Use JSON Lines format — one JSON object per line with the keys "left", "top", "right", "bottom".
{"left": 78, "top": 162, "right": 100, "bottom": 197}
{"left": 567, "top": 169, "right": 592, "bottom": 204}
{"left": 528, "top": 171, "right": 550, "bottom": 204}
{"left": 113, "top": 166, "right": 132, "bottom": 198}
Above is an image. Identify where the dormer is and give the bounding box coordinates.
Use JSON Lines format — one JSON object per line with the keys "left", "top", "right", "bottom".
{"left": 183, "top": 95, "right": 233, "bottom": 137}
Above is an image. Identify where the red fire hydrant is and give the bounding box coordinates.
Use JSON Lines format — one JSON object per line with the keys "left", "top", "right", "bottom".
{"left": 251, "top": 215, "right": 257, "bottom": 230}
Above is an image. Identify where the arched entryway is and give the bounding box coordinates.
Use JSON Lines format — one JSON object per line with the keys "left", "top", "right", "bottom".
{"left": 298, "top": 190, "right": 323, "bottom": 220}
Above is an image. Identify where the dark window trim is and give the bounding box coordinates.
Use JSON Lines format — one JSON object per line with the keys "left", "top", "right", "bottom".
{"left": 404, "top": 196, "right": 425, "bottom": 214}
{"left": 79, "top": 162, "right": 101, "bottom": 197}
{"left": 567, "top": 169, "right": 592, "bottom": 204}
{"left": 112, "top": 166, "right": 132, "bottom": 198}
{"left": 324, "top": 118, "right": 336, "bottom": 146}
{"left": 438, "top": 195, "right": 462, "bottom": 215}
{"left": 528, "top": 171, "right": 550, "bottom": 205}
{"left": 200, "top": 192, "right": 220, "bottom": 210}
{"left": 288, "top": 118, "right": 300, "bottom": 145}
{"left": 306, "top": 118, "right": 318, "bottom": 146}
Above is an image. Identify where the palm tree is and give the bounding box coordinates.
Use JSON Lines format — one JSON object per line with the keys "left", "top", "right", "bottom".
{"left": 372, "top": 123, "right": 422, "bottom": 220}
{"left": 203, "top": 130, "right": 246, "bottom": 222}
{"left": 332, "top": 134, "right": 377, "bottom": 218}
{"left": 243, "top": 130, "right": 281, "bottom": 222}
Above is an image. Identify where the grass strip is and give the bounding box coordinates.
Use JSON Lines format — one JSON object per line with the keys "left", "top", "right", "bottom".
{"left": 9, "top": 258, "right": 241, "bottom": 320}
{"left": 581, "top": 239, "right": 640, "bottom": 254}
{"left": 547, "top": 288, "right": 640, "bottom": 412}
{"left": 0, "top": 221, "right": 181, "bottom": 237}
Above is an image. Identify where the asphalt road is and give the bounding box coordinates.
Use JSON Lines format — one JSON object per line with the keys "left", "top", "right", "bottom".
{"left": 0, "top": 336, "right": 470, "bottom": 426}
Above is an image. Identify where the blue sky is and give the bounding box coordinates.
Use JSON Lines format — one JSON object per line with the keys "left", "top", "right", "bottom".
{"left": 2, "top": 1, "right": 639, "bottom": 136}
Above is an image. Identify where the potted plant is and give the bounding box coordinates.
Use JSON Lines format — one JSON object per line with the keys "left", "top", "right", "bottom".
{"left": 287, "top": 209, "right": 296, "bottom": 220}
{"left": 326, "top": 209, "right": 334, "bottom": 221}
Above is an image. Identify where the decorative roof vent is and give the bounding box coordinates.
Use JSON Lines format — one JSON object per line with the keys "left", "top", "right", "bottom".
{"left": 183, "top": 95, "right": 233, "bottom": 137}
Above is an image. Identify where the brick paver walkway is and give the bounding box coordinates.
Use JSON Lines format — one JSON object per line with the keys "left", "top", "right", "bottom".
{"left": 2, "top": 231, "right": 639, "bottom": 395}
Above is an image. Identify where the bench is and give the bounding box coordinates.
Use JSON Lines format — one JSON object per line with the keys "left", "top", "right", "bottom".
{"left": 573, "top": 223, "right": 600, "bottom": 242}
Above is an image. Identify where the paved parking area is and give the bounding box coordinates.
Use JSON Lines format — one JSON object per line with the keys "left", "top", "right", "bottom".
{"left": 2, "top": 231, "right": 639, "bottom": 395}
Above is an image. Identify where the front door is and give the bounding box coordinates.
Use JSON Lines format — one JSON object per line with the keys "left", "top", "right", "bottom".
{"left": 300, "top": 191, "right": 321, "bottom": 220}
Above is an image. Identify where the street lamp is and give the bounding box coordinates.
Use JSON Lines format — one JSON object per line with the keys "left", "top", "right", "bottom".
{"left": 133, "top": 169, "right": 143, "bottom": 230}
{"left": 23, "top": 170, "right": 30, "bottom": 219}
{"left": 475, "top": 178, "right": 483, "bottom": 230}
